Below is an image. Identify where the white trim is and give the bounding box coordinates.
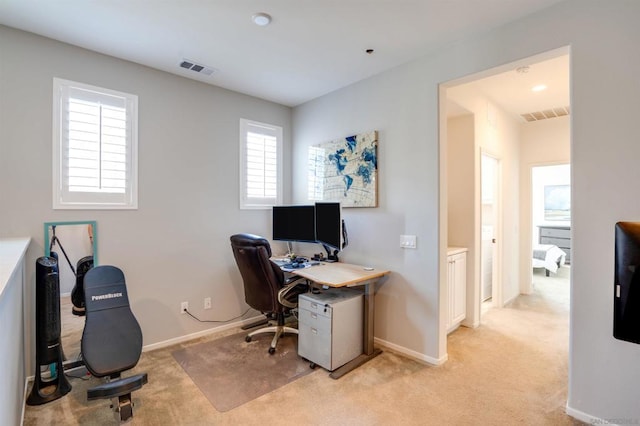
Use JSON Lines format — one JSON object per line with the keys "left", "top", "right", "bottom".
{"left": 565, "top": 404, "right": 607, "bottom": 425}
{"left": 21, "top": 377, "right": 29, "bottom": 426}
{"left": 141, "top": 315, "right": 263, "bottom": 352}
{"left": 374, "top": 337, "right": 448, "bottom": 366}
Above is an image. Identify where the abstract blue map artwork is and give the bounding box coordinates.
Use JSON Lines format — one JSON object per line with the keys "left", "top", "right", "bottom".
{"left": 308, "top": 130, "right": 378, "bottom": 207}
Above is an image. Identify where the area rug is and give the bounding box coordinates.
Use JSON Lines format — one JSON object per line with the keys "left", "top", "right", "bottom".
{"left": 171, "top": 331, "right": 313, "bottom": 412}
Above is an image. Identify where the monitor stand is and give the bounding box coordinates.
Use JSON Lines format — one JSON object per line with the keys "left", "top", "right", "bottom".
{"left": 286, "top": 242, "right": 295, "bottom": 258}
{"left": 322, "top": 244, "right": 339, "bottom": 263}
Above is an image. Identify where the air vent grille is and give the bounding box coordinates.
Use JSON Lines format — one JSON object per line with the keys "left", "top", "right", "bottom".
{"left": 179, "top": 59, "right": 216, "bottom": 76}
{"left": 521, "top": 106, "right": 570, "bottom": 122}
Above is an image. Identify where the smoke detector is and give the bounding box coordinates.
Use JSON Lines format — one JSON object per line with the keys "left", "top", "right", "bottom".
{"left": 179, "top": 59, "right": 216, "bottom": 76}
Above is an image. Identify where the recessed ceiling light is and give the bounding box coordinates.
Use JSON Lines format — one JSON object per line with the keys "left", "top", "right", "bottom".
{"left": 252, "top": 13, "right": 271, "bottom": 26}
{"left": 532, "top": 84, "right": 547, "bottom": 92}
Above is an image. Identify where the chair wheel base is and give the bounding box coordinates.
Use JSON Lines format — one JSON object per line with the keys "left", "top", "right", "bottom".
{"left": 268, "top": 347, "right": 275, "bottom": 354}
{"left": 245, "top": 335, "right": 252, "bottom": 343}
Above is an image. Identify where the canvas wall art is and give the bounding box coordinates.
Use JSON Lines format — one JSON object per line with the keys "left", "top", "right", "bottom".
{"left": 544, "top": 184, "right": 571, "bottom": 221}
{"left": 308, "top": 130, "right": 378, "bottom": 207}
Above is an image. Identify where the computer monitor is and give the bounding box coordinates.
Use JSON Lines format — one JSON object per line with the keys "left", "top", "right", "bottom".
{"left": 315, "top": 202, "right": 347, "bottom": 261}
{"left": 614, "top": 221, "right": 640, "bottom": 344}
{"left": 272, "top": 205, "right": 316, "bottom": 244}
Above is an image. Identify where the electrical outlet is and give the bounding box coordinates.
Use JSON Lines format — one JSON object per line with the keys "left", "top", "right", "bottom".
{"left": 204, "top": 297, "right": 212, "bottom": 310}
{"left": 181, "top": 301, "right": 188, "bottom": 314}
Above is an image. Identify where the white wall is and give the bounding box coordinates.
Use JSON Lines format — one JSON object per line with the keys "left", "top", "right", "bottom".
{"left": 0, "top": 26, "right": 292, "bottom": 372}
{"left": 293, "top": 0, "right": 640, "bottom": 421}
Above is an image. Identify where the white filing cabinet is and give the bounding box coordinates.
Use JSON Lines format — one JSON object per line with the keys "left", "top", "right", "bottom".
{"left": 298, "top": 288, "right": 363, "bottom": 371}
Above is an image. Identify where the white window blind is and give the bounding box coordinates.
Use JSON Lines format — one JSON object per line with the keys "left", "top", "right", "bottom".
{"left": 239, "top": 119, "right": 283, "bottom": 209}
{"left": 53, "top": 78, "right": 138, "bottom": 209}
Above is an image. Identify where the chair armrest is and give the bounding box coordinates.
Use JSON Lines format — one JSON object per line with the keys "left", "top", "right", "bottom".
{"left": 278, "top": 277, "right": 308, "bottom": 309}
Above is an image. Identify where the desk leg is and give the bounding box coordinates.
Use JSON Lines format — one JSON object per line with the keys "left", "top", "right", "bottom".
{"left": 364, "top": 281, "right": 374, "bottom": 355}
{"left": 329, "top": 281, "right": 382, "bottom": 379}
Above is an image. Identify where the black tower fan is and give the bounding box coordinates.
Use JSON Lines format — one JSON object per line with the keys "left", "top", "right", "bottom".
{"left": 26, "top": 256, "right": 71, "bottom": 405}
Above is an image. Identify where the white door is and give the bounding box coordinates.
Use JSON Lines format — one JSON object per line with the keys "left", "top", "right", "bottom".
{"left": 481, "top": 153, "right": 499, "bottom": 303}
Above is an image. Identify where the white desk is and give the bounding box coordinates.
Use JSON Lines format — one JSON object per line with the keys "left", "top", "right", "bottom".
{"left": 290, "top": 262, "right": 390, "bottom": 378}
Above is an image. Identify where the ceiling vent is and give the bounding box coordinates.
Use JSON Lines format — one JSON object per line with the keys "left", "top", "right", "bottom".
{"left": 179, "top": 59, "right": 216, "bottom": 76}
{"left": 521, "top": 106, "right": 570, "bottom": 122}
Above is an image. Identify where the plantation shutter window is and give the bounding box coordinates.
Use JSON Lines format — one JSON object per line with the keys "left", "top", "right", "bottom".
{"left": 53, "top": 78, "right": 138, "bottom": 209}
{"left": 239, "top": 119, "right": 283, "bottom": 209}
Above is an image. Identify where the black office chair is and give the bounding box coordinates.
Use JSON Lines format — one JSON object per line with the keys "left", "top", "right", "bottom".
{"left": 81, "top": 265, "right": 148, "bottom": 421}
{"left": 230, "top": 233, "right": 309, "bottom": 354}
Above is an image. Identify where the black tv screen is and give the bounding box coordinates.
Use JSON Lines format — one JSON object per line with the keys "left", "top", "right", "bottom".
{"left": 272, "top": 205, "right": 316, "bottom": 243}
{"left": 315, "top": 202, "right": 343, "bottom": 250}
{"left": 614, "top": 221, "right": 640, "bottom": 344}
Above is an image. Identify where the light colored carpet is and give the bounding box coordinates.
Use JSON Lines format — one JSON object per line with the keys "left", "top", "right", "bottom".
{"left": 171, "top": 331, "right": 313, "bottom": 412}
{"left": 24, "top": 266, "right": 582, "bottom": 425}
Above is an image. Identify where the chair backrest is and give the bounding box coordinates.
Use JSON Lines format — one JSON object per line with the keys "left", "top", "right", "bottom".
{"left": 81, "top": 265, "right": 143, "bottom": 378}
{"left": 230, "top": 233, "right": 285, "bottom": 313}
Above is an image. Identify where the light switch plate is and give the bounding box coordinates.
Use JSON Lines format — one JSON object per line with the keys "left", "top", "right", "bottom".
{"left": 400, "top": 234, "right": 417, "bottom": 249}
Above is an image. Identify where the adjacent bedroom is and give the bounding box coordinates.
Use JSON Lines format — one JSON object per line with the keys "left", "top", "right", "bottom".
{"left": 532, "top": 163, "right": 571, "bottom": 286}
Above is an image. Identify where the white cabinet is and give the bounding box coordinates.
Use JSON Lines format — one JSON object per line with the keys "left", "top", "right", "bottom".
{"left": 298, "top": 288, "right": 363, "bottom": 371}
{"left": 447, "top": 248, "right": 467, "bottom": 333}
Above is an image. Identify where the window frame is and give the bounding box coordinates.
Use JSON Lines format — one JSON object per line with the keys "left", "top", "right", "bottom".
{"left": 52, "top": 78, "right": 138, "bottom": 210}
{"left": 239, "top": 118, "right": 283, "bottom": 209}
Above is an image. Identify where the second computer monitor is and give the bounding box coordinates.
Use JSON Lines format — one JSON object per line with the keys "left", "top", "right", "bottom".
{"left": 315, "top": 202, "right": 343, "bottom": 250}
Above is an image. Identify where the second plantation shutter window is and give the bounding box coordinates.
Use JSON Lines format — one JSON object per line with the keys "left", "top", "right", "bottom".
{"left": 239, "top": 119, "right": 283, "bottom": 209}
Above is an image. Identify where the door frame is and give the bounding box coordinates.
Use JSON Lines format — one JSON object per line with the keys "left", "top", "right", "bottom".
{"left": 480, "top": 150, "right": 503, "bottom": 310}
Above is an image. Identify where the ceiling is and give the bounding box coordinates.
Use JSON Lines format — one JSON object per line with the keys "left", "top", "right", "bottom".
{"left": 447, "top": 54, "right": 570, "bottom": 122}
{"left": 0, "top": 1, "right": 567, "bottom": 107}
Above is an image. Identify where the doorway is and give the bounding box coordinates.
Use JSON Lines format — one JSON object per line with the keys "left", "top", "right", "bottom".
{"left": 441, "top": 47, "right": 570, "bottom": 340}
{"left": 530, "top": 163, "right": 571, "bottom": 290}
{"left": 481, "top": 153, "right": 499, "bottom": 309}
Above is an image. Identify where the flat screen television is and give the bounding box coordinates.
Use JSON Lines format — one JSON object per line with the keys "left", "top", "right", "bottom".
{"left": 315, "top": 202, "right": 347, "bottom": 261}
{"left": 272, "top": 205, "right": 316, "bottom": 244}
{"left": 614, "top": 221, "right": 640, "bottom": 344}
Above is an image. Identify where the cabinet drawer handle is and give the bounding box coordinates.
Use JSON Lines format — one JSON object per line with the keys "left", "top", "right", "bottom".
{"left": 311, "top": 302, "right": 318, "bottom": 309}
{"left": 311, "top": 328, "right": 318, "bottom": 334}
{"left": 311, "top": 313, "right": 317, "bottom": 319}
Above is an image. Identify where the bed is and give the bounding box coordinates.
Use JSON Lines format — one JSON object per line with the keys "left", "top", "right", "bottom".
{"left": 533, "top": 244, "right": 566, "bottom": 276}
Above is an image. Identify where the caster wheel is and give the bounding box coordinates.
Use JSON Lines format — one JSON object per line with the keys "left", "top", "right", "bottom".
{"left": 268, "top": 347, "right": 276, "bottom": 354}
{"left": 245, "top": 336, "right": 252, "bottom": 343}
{"left": 309, "top": 363, "right": 316, "bottom": 369}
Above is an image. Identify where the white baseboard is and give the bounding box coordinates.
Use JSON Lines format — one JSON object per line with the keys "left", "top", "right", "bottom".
{"left": 374, "top": 337, "right": 448, "bottom": 366}
{"left": 565, "top": 404, "right": 604, "bottom": 425}
{"left": 142, "top": 315, "right": 263, "bottom": 352}
{"left": 21, "top": 377, "right": 30, "bottom": 426}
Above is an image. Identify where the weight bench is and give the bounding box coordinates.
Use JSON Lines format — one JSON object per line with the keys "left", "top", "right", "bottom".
{"left": 82, "top": 265, "right": 148, "bottom": 422}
